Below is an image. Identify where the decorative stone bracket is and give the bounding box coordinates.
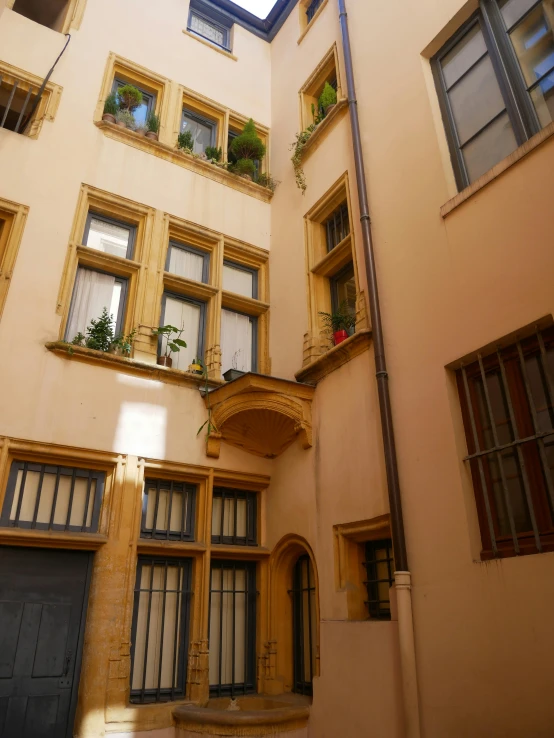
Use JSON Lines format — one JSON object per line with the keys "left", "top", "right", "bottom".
{"left": 202, "top": 374, "right": 315, "bottom": 459}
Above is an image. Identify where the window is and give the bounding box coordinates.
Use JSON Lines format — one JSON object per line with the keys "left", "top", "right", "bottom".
{"left": 12, "top": 0, "right": 71, "bottom": 31}
{"left": 160, "top": 292, "right": 206, "bottom": 370}
{"left": 0, "top": 461, "right": 104, "bottom": 532}
{"left": 209, "top": 561, "right": 256, "bottom": 696}
{"left": 324, "top": 202, "right": 350, "bottom": 252}
{"left": 141, "top": 478, "right": 196, "bottom": 541}
{"left": 222, "top": 261, "right": 258, "bottom": 299}
{"left": 300, "top": 46, "right": 342, "bottom": 129}
{"left": 330, "top": 262, "right": 356, "bottom": 318}
{"left": 83, "top": 212, "right": 136, "bottom": 260}
{"left": 211, "top": 488, "right": 257, "bottom": 546}
{"left": 188, "top": 5, "right": 232, "bottom": 51}
{"left": 456, "top": 326, "right": 554, "bottom": 558}
{"left": 181, "top": 109, "right": 217, "bottom": 154}
{"left": 166, "top": 241, "right": 209, "bottom": 283}
{"left": 112, "top": 78, "right": 156, "bottom": 129}
{"left": 65, "top": 266, "right": 127, "bottom": 342}
{"left": 0, "top": 198, "right": 28, "bottom": 321}
{"left": 433, "top": 0, "right": 554, "bottom": 189}
{"left": 306, "top": 0, "right": 325, "bottom": 23}
{"left": 363, "top": 539, "right": 394, "bottom": 620}
{"left": 220, "top": 309, "right": 257, "bottom": 374}
{"left": 227, "top": 129, "right": 262, "bottom": 179}
{"left": 292, "top": 555, "right": 317, "bottom": 696}
{"left": 1, "top": 79, "right": 37, "bottom": 134}
{"left": 130, "top": 557, "right": 193, "bottom": 703}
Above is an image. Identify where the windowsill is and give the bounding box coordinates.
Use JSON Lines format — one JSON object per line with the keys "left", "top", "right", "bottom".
{"left": 441, "top": 119, "right": 554, "bottom": 218}
{"left": 94, "top": 121, "right": 273, "bottom": 204}
{"left": 45, "top": 341, "right": 225, "bottom": 389}
{"left": 311, "top": 234, "right": 352, "bottom": 278}
{"left": 0, "top": 527, "right": 108, "bottom": 550}
{"left": 301, "top": 98, "right": 348, "bottom": 161}
{"left": 137, "top": 540, "right": 208, "bottom": 555}
{"left": 297, "top": 0, "right": 329, "bottom": 44}
{"left": 295, "top": 329, "right": 372, "bottom": 384}
{"left": 210, "top": 544, "right": 270, "bottom": 558}
{"left": 182, "top": 29, "right": 238, "bottom": 60}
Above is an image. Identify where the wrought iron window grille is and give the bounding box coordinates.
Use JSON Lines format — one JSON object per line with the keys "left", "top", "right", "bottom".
{"left": 211, "top": 487, "right": 257, "bottom": 546}
{"left": 208, "top": 560, "right": 257, "bottom": 697}
{"left": 324, "top": 202, "right": 350, "bottom": 252}
{"left": 363, "top": 539, "right": 394, "bottom": 620}
{"left": 290, "top": 555, "right": 316, "bottom": 696}
{"left": 141, "top": 478, "right": 197, "bottom": 541}
{"left": 130, "top": 557, "right": 193, "bottom": 704}
{"left": 457, "top": 327, "right": 554, "bottom": 558}
{"left": 0, "top": 461, "right": 104, "bottom": 533}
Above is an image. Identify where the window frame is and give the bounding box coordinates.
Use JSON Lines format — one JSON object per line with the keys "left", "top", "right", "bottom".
{"left": 222, "top": 259, "right": 259, "bottom": 300}
{"left": 211, "top": 487, "right": 257, "bottom": 546}
{"left": 363, "top": 539, "right": 394, "bottom": 620}
{"left": 0, "top": 460, "right": 105, "bottom": 533}
{"left": 141, "top": 478, "right": 197, "bottom": 541}
{"left": 160, "top": 290, "right": 207, "bottom": 364}
{"left": 306, "top": 0, "right": 325, "bottom": 24}
{"left": 432, "top": 0, "right": 546, "bottom": 190}
{"left": 324, "top": 201, "right": 350, "bottom": 253}
{"left": 220, "top": 308, "right": 258, "bottom": 374}
{"left": 130, "top": 555, "right": 193, "bottom": 704}
{"left": 330, "top": 261, "right": 355, "bottom": 316}
{"left": 112, "top": 77, "right": 156, "bottom": 126}
{"left": 187, "top": 7, "right": 231, "bottom": 52}
{"left": 83, "top": 210, "right": 137, "bottom": 261}
{"left": 65, "top": 265, "right": 129, "bottom": 341}
{"left": 181, "top": 107, "right": 217, "bottom": 152}
{"left": 208, "top": 559, "right": 257, "bottom": 697}
{"left": 166, "top": 240, "right": 210, "bottom": 284}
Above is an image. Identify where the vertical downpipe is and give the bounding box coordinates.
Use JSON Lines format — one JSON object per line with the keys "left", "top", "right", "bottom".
{"left": 337, "top": 1, "right": 421, "bottom": 736}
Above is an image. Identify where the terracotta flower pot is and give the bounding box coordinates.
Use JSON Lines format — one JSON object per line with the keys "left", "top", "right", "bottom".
{"left": 240, "top": 174, "right": 252, "bottom": 181}
{"left": 324, "top": 103, "right": 336, "bottom": 116}
{"left": 102, "top": 113, "right": 116, "bottom": 124}
{"left": 157, "top": 355, "right": 172, "bottom": 368}
{"left": 145, "top": 131, "right": 158, "bottom": 140}
{"left": 116, "top": 121, "right": 126, "bottom": 128}
{"left": 333, "top": 329, "right": 349, "bottom": 346}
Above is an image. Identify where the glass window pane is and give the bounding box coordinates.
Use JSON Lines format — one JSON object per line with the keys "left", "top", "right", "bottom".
{"left": 448, "top": 55, "right": 507, "bottom": 145}
{"left": 462, "top": 111, "right": 518, "bottom": 181}
{"left": 506, "top": 2, "right": 554, "bottom": 84}
{"left": 221, "top": 310, "right": 253, "bottom": 374}
{"left": 530, "top": 70, "right": 554, "bottom": 124}
{"left": 500, "top": 0, "right": 541, "bottom": 29}
{"left": 168, "top": 245, "right": 205, "bottom": 282}
{"left": 223, "top": 264, "right": 254, "bottom": 298}
{"left": 332, "top": 264, "right": 356, "bottom": 316}
{"left": 85, "top": 216, "right": 131, "bottom": 259}
{"left": 441, "top": 24, "right": 488, "bottom": 88}
{"left": 181, "top": 111, "right": 215, "bottom": 154}
{"left": 65, "top": 268, "right": 121, "bottom": 341}
{"left": 163, "top": 296, "right": 201, "bottom": 370}
{"left": 190, "top": 12, "right": 225, "bottom": 46}
{"left": 113, "top": 81, "right": 154, "bottom": 128}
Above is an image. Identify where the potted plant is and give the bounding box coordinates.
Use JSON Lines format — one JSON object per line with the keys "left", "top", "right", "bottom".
{"left": 229, "top": 119, "right": 265, "bottom": 181}
{"left": 205, "top": 146, "right": 222, "bottom": 162}
{"left": 102, "top": 92, "right": 118, "bottom": 124}
{"left": 223, "top": 350, "right": 246, "bottom": 382}
{"left": 110, "top": 328, "right": 136, "bottom": 357}
{"left": 83, "top": 307, "right": 115, "bottom": 351}
{"left": 177, "top": 130, "right": 194, "bottom": 152}
{"left": 135, "top": 125, "right": 147, "bottom": 137}
{"left": 117, "top": 84, "right": 143, "bottom": 113}
{"left": 188, "top": 357, "right": 204, "bottom": 374}
{"left": 146, "top": 111, "right": 160, "bottom": 141}
{"left": 319, "top": 302, "right": 356, "bottom": 346}
{"left": 152, "top": 325, "right": 187, "bottom": 367}
{"left": 115, "top": 109, "right": 135, "bottom": 129}
{"left": 319, "top": 80, "right": 337, "bottom": 118}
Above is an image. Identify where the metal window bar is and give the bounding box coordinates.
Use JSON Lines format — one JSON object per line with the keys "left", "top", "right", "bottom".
{"left": 0, "top": 77, "right": 39, "bottom": 134}
{"left": 0, "top": 460, "right": 104, "bottom": 533}
{"left": 208, "top": 561, "right": 257, "bottom": 697}
{"left": 363, "top": 539, "right": 394, "bottom": 619}
{"left": 290, "top": 555, "right": 316, "bottom": 696}
{"left": 306, "top": 0, "right": 324, "bottom": 23}
{"left": 324, "top": 202, "right": 350, "bottom": 252}
{"left": 130, "top": 557, "right": 193, "bottom": 704}
{"left": 211, "top": 487, "right": 257, "bottom": 546}
{"left": 141, "top": 478, "right": 197, "bottom": 541}
{"left": 459, "top": 329, "right": 554, "bottom": 555}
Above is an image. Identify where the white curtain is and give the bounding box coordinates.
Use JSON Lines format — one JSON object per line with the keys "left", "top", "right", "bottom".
{"left": 209, "top": 568, "right": 246, "bottom": 686}
{"left": 163, "top": 296, "right": 200, "bottom": 370}
{"left": 168, "top": 246, "right": 204, "bottom": 282}
{"left": 222, "top": 264, "right": 253, "bottom": 298}
{"left": 220, "top": 310, "right": 252, "bottom": 374}
{"left": 211, "top": 497, "right": 247, "bottom": 538}
{"left": 10, "top": 469, "right": 95, "bottom": 528}
{"left": 66, "top": 268, "right": 119, "bottom": 341}
{"left": 86, "top": 217, "right": 130, "bottom": 259}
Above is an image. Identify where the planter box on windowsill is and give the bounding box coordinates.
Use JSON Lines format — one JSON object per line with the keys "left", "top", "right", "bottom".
{"left": 94, "top": 120, "right": 274, "bottom": 204}
{"left": 301, "top": 98, "right": 349, "bottom": 161}
{"left": 295, "top": 329, "right": 372, "bottom": 384}
{"left": 45, "top": 341, "right": 224, "bottom": 389}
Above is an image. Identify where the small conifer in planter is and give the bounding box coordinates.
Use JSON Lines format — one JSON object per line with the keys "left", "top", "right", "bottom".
{"left": 146, "top": 112, "right": 160, "bottom": 140}
{"left": 177, "top": 130, "right": 194, "bottom": 152}
{"left": 319, "top": 81, "right": 337, "bottom": 117}
{"left": 117, "top": 84, "right": 143, "bottom": 112}
{"left": 102, "top": 92, "right": 118, "bottom": 123}
{"left": 205, "top": 146, "right": 222, "bottom": 162}
{"left": 229, "top": 119, "right": 265, "bottom": 180}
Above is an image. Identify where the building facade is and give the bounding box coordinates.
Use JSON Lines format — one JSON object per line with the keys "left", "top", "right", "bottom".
{"left": 0, "top": 0, "right": 553, "bottom": 737}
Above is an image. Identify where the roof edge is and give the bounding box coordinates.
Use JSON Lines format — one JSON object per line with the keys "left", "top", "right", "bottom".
{"left": 198, "top": 0, "right": 298, "bottom": 41}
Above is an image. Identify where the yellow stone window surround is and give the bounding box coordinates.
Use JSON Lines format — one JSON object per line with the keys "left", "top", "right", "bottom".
{"left": 0, "top": 196, "right": 28, "bottom": 321}
{"left": 299, "top": 43, "right": 344, "bottom": 132}
{"left": 53, "top": 185, "right": 270, "bottom": 381}
{"left": 297, "top": 0, "right": 329, "bottom": 44}
{"left": 93, "top": 54, "right": 272, "bottom": 203}
{"left": 5, "top": 0, "right": 86, "bottom": 33}
{"left": 0, "top": 60, "right": 63, "bottom": 139}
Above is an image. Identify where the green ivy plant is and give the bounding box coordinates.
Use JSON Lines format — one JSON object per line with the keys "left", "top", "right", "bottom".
{"left": 290, "top": 124, "right": 316, "bottom": 193}
{"left": 152, "top": 325, "right": 187, "bottom": 359}
{"left": 255, "top": 172, "right": 279, "bottom": 192}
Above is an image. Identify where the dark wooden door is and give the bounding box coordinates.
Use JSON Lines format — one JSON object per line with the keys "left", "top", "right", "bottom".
{"left": 0, "top": 547, "right": 92, "bottom": 738}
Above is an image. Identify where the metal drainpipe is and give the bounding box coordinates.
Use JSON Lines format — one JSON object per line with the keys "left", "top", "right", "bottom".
{"left": 337, "top": 1, "right": 421, "bottom": 736}
{"left": 22, "top": 33, "right": 71, "bottom": 134}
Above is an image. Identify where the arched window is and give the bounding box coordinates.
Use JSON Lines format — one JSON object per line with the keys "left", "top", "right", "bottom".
{"left": 291, "top": 555, "right": 317, "bottom": 695}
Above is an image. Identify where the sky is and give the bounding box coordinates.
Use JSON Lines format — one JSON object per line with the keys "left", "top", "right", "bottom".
{"left": 230, "top": 0, "right": 279, "bottom": 19}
